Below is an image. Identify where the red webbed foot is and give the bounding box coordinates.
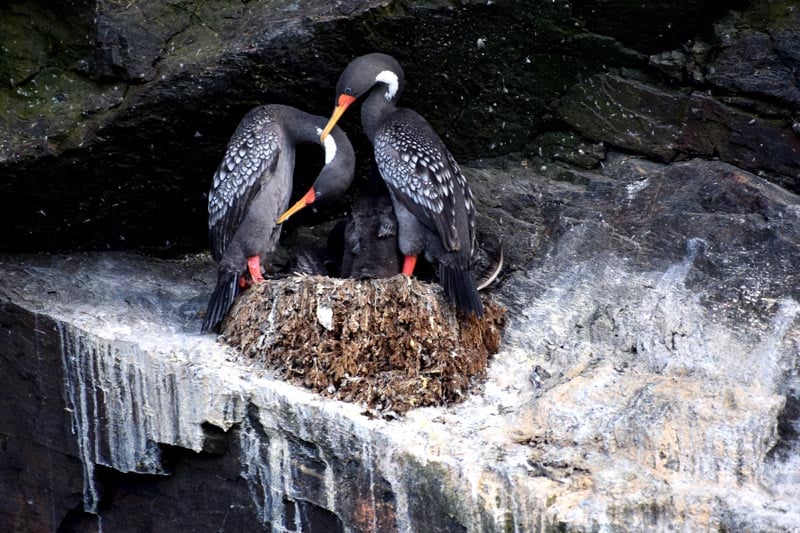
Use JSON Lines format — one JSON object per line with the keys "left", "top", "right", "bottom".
{"left": 402, "top": 255, "right": 417, "bottom": 276}
{"left": 247, "top": 256, "right": 266, "bottom": 283}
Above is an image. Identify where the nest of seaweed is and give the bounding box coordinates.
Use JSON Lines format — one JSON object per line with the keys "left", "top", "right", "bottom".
{"left": 220, "top": 275, "right": 506, "bottom": 415}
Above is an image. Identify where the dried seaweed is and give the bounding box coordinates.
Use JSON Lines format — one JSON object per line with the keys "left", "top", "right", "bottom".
{"left": 220, "top": 275, "right": 506, "bottom": 415}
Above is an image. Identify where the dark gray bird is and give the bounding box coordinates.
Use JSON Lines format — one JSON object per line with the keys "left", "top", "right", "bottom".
{"left": 285, "top": 194, "right": 399, "bottom": 279}
{"left": 315, "top": 53, "right": 484, "bottom": 317}
{"left": 202, "top": 104, "right": 355, "bottom": 333}
{"left": 340, "top": 194, "right": 400, "bottom": 279}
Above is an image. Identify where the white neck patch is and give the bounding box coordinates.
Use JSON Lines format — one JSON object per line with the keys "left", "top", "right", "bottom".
{"left": 375, "top": 70, "right": 399, "bottom": 101}
{"left": 317, "top": 127, "right": 337, "bottom": 164}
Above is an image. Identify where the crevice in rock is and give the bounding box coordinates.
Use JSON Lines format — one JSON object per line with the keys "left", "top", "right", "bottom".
{"left": 201, "top": 421, "right": 231, "bottom": 455}
{"left": 56, "top": 505, "right": 98, "bottom": 533}
{"left": 9, "top": 65, "right": 47, "bottom": 90}
{"left": 284, "top": 497, "right": 345, "bottom": 533}
{"left": 150, "top": 11, "right": 194, "bottom": 72}
{"left": 768, "top": 387, "right": 800, "bottom": 460}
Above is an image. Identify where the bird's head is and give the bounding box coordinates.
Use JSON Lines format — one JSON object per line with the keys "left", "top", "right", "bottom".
{"left": 276, "top": 125, "right": 356, "bottom": 224}
{"left": 320, "top": 53, "right": 404, "bottom": 141}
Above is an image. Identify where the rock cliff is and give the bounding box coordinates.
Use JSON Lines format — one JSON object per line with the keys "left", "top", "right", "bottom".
{"left": 1, "top": 0, "right": 799, "bottom": 531}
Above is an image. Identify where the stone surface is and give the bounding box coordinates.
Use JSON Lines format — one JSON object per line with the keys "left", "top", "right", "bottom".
{"left": 1, "top": 0, "right": 585, "bottom": 255}
{"left": 706, "top": 4, "right": 800, "bottom": 108}
{"left": 558, "top": 75, "right": 800, "bottom": 187}
{"left": 570, "top": 0, "right": 748, "bottom": 55}
{"left": 2, "top": 0, "right": 800, "bottom": 530}
{"left": 1, "top": 156, "right": 799, "bottom": 531}
{"left": 558, "top": 74, "right": 689, "bottom": 162}
{"left": 680, "top": 92, "right": 800, "bottom": 188}
{"left": 5, "top": 0, "right": 796, "bottom": 255}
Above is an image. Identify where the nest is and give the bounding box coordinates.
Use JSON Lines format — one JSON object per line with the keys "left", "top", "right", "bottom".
{"left": 220, "top": 275, "right": 506, "bottom": 415}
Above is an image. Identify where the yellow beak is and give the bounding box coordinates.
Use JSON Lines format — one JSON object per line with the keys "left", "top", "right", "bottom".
{"left": 276, "top": 187, "right": 316, "bottom": 224}
{"left": 320, "top": 94, "right": 356, "bottom": 141}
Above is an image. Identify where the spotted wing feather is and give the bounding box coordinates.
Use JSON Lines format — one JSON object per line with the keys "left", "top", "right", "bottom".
{"left": 445, "top": 150, "right": 477, "bottom": 256}
{"left": 208, "top": 109, "right": 280, "bottom": 261}
{"left": 375, "top": 112, "right": 462, "bottom": 251}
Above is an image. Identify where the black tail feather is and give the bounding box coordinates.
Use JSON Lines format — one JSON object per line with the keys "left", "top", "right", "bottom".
{"left": 438, "top": 263, "right": 484, "bottom": 318}
{"left": 201, "top": 271, "right": 239, "bottom": 333}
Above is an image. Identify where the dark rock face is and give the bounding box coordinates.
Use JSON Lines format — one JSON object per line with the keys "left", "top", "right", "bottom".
{"left": 558, "top": 74, "right": 689, "bottom": 161}
{"left": 571, "top": 0, "right": 750, "bottom": 54}
{"left": 681, "top": 92, "right": 800, "bottom": 186}
{"left": 1, "top": 154, "right": 798, "bottom": 531}
{"left": 558, "top": 75, "right": 800, "bottom": 184}
{"left": 2, "top": 0, "right": 800, "bottom": 530}
{"left": 3, "top": 0, "right": 798, "bottom": 255}
{"left": 0, "top": 298, "right": 377, "bottom": 531}
{"left": 0, "top": 303, "right": 84, "bottom": 532}
{"left": 1, "top": 0, "right": 564, "bottom": 255}
{"left": 706, "top": 6, "right": 800, "bottom": 108}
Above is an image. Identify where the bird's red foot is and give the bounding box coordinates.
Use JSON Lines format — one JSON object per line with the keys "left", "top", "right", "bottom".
{"left": 248, "top": 256, "right": 266, "bottom": 283}
{"left": 239, "top": 275, "right": 250, "bottom": 289}
{"left": 402, "top": 255, "right": 417, "bottom": 276}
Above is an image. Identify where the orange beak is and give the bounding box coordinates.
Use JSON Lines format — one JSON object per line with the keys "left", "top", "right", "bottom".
{"left": 320, "top": 94, "right": 356, "bottom": 141}
{"left": 276, "top": 187, "right": 316, "bottom": 224}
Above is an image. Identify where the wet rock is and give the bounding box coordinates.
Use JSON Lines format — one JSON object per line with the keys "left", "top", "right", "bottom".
{"left": 0, "top": 0, "right": 566, "bottom": 255}
{"left": 509, "top": 175, "right": 797, "bottom": 530}
{"left": 557, "top": 74, "right": 689, "bottom": 162}
{"left": 556, "top": 0, "right": 800, "bottom": 192}
{"left": 0, "top": 0, "right": 94, "bottom": 89}
{"left": 533, "top": 130, "right": 607, "bottom": 169}
{"left": 570, "top": 0, "right": 749, "bottom": 55}
{"left": 1, "top": 155, "right": 798, "bottom": 530}
{"left": 648, "top": 40, "right": 714, "bottom": 83}
{"left": 680, "top": 92, "right": 800, "bottom": 188}
{"left": 558, "top": 74, "right": 800, "bottom": 189}
{"left": 464, "top": 160, "right": 547, "bottom": 273}
{"left": 0, "top": 0, "right": 750, "bottom": 255}
{"left": 707, "top": 30, "right": 800, "bottom": 106}
{"left": 706, "top": 5, "right": 800, "bottom": 108}
{"left": 90, "top": 1, "right": 192, "bottom": 83}
{"left": 648, "top": 49, "right": 689, "bottom": 81}
{"left": 496, "top": 155, "right": 800, "bottom": 530}
{"left": 0, "top": 300, "right": 85, "bottom": 531}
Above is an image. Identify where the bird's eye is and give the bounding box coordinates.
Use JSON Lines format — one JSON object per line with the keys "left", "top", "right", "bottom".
{"left": 344, "top": 87, "right": 353, "bottom": 95}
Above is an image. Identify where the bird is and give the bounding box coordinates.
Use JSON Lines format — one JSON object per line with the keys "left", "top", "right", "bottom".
{"left": 312, "top": 53, "right": 484, "bottom": 317}
{"left": 339, "top": 194, "right": 401, "bottom": 279}
{"left": 202, "top": 104, "right": 355, "bottom": 333}
{"left": 285, "top": 194, "right": 400, "bottom": 279}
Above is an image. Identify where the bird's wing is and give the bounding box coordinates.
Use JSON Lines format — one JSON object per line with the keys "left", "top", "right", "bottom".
{"left": 208, "top": 111, "right": 281, "bottom": 261}
{"left": 375, "top": 117, "right": 462, "bottom": 252}
{"left": 446, "top": 150, "right": 477, "bottom": 256}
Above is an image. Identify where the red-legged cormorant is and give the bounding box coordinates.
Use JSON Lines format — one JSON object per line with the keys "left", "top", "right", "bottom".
{"left": 308, "top": 53, "right": 484, "bottom": 317}
{"left": 202, "top": 104, "right": 355, "bottom": 333}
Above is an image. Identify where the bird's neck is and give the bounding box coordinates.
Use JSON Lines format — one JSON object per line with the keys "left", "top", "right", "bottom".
{"left": 283, "top": 109, "right": 326, "bottom": 146}
{"left": 361, "top": 86, "right": 397, "bottom": 143}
